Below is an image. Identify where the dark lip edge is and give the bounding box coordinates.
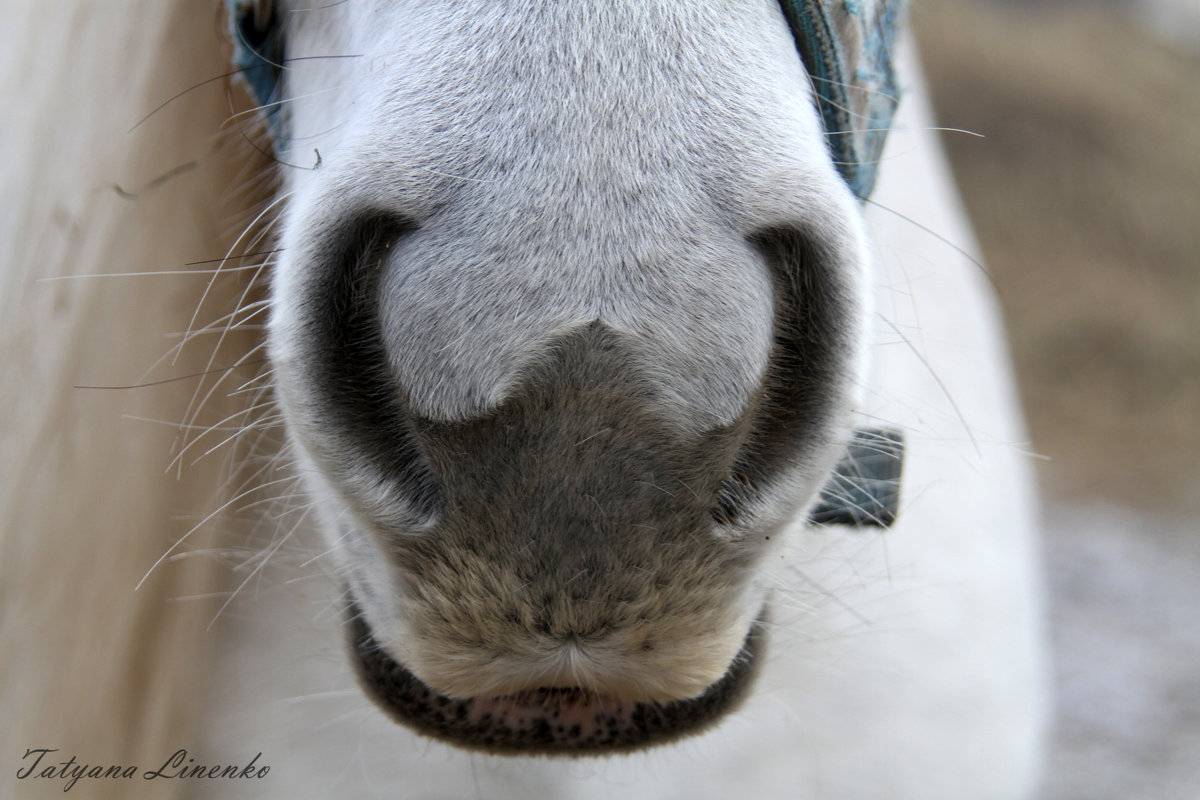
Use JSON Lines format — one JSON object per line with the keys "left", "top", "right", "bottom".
{"left": 344, "top": 599, "right": 767, "bottom": 757}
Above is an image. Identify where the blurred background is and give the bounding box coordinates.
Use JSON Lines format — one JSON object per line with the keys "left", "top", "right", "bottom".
{"left": 914, "top": 0, "right": 1199, "bottom": 797}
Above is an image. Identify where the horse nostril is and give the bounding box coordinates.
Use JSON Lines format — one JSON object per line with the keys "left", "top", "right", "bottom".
{"left": 284, "top": 211, "right": 443, "bottom": 528}
{"left": 712, "top": 471, "right": 755, "bottom": 526}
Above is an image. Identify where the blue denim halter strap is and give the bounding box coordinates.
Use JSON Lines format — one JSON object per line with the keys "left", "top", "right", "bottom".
{"left": 779, "top": 0, "right": 904, "bottom": 201}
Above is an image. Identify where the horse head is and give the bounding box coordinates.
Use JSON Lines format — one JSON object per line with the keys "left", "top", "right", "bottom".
{"left": 242, "top": 0, "right": 887, "bottom": 752}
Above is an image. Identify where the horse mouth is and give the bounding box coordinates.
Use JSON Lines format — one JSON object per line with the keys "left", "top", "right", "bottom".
{"left": 345, "top": 602, "right": 765, "bottom": 755}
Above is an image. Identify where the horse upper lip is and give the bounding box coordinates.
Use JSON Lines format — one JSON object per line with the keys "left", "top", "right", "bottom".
{"left": 344, "top": 600, "right": 766, "bottom": 756}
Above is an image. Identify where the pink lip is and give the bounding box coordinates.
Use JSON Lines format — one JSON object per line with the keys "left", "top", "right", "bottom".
{"left": 464, "top": 689, "right": 634, "bottom": 742}
{"left": 345, "top": 601, "right": 766, "bottom": 755}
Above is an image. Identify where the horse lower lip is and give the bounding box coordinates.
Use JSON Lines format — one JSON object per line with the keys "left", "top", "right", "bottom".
{"left": 345, "top": 602, "right": 766, "bottom": 756}
{"left": 460, "top": 689, "right": 636, "bottom": 744}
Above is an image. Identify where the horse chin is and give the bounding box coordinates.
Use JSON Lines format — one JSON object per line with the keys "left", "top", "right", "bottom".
{"left": 345, "top": 600, "right": 766, "bottom": 756}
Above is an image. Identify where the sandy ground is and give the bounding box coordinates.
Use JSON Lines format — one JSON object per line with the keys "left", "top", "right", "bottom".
{"left": 1041, "top": 505, "right": 1200, "bottom": 799}
{"left": 916, "top": 2, "right": 1199, "bottom": 796}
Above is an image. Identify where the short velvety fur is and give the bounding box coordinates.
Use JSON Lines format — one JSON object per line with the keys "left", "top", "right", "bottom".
{"left": 266, "top": 0, "right": 873, "bottom": 748}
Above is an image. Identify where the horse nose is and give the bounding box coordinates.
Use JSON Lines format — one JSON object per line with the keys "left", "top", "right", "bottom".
{"left": 360, "top": 323, "right": 762, "bottom": 703}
